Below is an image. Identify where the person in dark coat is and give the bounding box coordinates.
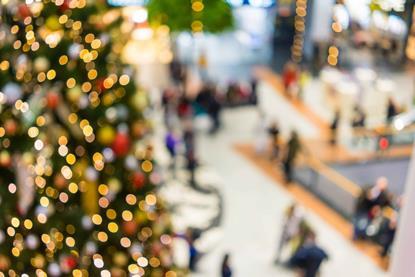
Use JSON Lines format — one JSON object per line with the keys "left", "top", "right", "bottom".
{"left": 183, "top": 122, "right": 195, "bottom": 156}
{"left": 186, "top": 229, "right": 199, "bottom": 271}
{"left": 386, "top": 98, "right": 398, "bottom": 123}
{"left": 221, "top": 253, "right": 232, "bottom": 277}
{"left": 378, "top": 215, "right": 397, "bottom": 257}
{"left": 165, "top": 129, "right": 179, "bottom": 171}
{"left": 289, "top": 231, "right": 328, "bottom": 277}
{"left": 283, "top": 131, "right": 301, "bottom": 183}
{"left": 352, "top": 106, "right": 366, "bottom": 128}
{"left": 268, "top": 122, "right": 281, "bottom": 161}
{"left": 353, "top": 187, "right": 372, "bottom": 240}
{"left": 330, "top": 111, "right": 340, "bottom": 145}
{"left": 368, "top": 177, "right": 391, "bottom": 209}
{"left": 208, "top": 93, "right": 222, "bottom": 134}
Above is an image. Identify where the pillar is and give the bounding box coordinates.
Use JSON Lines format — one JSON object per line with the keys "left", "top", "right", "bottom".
{"left": 390, "top": 142, "right": 415, "bottom": 277}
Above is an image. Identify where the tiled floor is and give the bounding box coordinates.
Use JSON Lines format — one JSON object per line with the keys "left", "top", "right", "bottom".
{"left": 192, "top": 106, "right": 387, "bottom": 277}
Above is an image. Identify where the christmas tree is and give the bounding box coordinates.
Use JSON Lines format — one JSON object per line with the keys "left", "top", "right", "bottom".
{"left": 147, "top": 0, "right": 233, "bottom": 33}
{"left": 0, "top": 0, "right": 175, "bottom": 275}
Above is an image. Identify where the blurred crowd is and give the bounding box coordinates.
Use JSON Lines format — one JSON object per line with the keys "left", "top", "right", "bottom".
{"left": 276, "top": 203, "right": 329, "bottom": 277}
{"left": 353, "top": 177, "right": 402, "bottom": 258}
{"left": 165, "top": 59, "right": 237, "bottom": 276}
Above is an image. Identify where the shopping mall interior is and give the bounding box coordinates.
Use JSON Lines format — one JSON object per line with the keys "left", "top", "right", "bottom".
{"left": 0, "top": 0, "right": 414, "bottom": 276}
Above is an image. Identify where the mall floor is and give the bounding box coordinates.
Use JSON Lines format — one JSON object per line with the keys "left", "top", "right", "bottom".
{"left": 191, "top": 104, "right": 387, "bottom": 276}
{"left": 128, "top": 18, "right": 390, "bottom": 275}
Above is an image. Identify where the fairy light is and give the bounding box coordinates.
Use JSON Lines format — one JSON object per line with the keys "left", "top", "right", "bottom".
{"left": 191, "top": 0, "right": 204, "bottom": 33}
{"left": 0, "top": 0, "right": 176, "bottom": 274}
{"left": 327, "top": 0, "right": 343, "bottom": 66}
{"left": 291, "top": 0, "right": 308, "bottom": 63}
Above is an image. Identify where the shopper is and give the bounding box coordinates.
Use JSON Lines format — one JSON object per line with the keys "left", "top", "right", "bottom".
{"left": 282, "top": 62, "right": 299, "bottom": 97}
{"left": 250, "top": 78, "right": 258, "bottom": 104}
{"left": 187, "top": 150, "right": 198, "bottom": 188}
{"left": 386, "top": 98, "right": 398, "bottom": 123}
{"left": 165, "top": 129, "right": 179, "bottom": 171}
{"left": 162, "top": 87, "right": 179, "bottom": 130}
{"left": 289, "top": 231, "right": 328, "bottom": 277}
{"left": 186, "top": 229, "right": 199, "bottom": 272}
{"left": 352, "top": 105, "right": 366, "bottom": 128}
{"left": 177, "top": 96, "right": 193, "bottom": 119}
{"left": 283, "top": 131, "right": 301, "bottom": 183}
{"left": 353, "top": 188, "right": 372, "bottom": 240}
{"left": 275, "top": 203, "right": 304, "bottom": 263}
{"left": 368, "top": 177, "right": 391, "bottom": 208}
{"left": 208, "top": 92, "right": 222, "bottom": 134}
{"left": 268, "top": 121, "right": 281, "bottom": 161}
{"left": 221, "top": 253, "right": 232, "bottom": 277}
{"left": 170, "top": 58, "right": 185, "bottom": 84}
{"left": 353, "top": 177, "right": 391, "bottom": 240}
{"left": 378, "top": 213, "right": 397, "bottom": 257}
{"left": 330, "top": 111, "right": 340, "bottom": 145}
{"left": 183, "top": 122, "right": 195, "bottom": 157}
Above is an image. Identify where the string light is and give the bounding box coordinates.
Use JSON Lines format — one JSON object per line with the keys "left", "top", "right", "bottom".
{"left": 291, "top": 0, "right": 308, "bottom": 63}
{"left": 0, "top": 0, "right": 175, "bottom": 274}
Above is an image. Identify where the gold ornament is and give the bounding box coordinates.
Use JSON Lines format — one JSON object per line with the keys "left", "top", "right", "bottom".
{"left": 97, "top": 125, "right": 116, "bottom": 145}
{"left": 135, "top": 210, "right": 148, "bottom": 224}
{"left": 81, "top": 181, "right": 99, "bottom": 215}
{"left": 132, "top": 90, "right": 148, "bottom": 111}
{"left": 67, "top": 85, "right": 82, "bottom": 103}
{"left": 113, "top": 252, "right": 128, "bottom": 266}
{"left": 46, "top": 16, "right": 62, "bottom": 32}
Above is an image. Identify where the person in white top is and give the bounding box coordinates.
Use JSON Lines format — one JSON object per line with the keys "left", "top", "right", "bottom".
{"left": 275, "top": 203, "right": 304, "bottom": 263}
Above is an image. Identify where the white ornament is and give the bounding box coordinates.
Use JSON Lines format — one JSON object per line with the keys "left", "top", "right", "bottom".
{"left": 125, "top": 155, "right": 138, "bottom": 170}
{"left": 116, "top": 105, "right": 129, "bottom": 120}
{"left": 79, "top": 95, "right": 89, "bottom": 109}
{"left": 85, "top": 241, "right": 97, "bottom": 255}
{"left": 103, "top": 148, "right": 115, "bottom": 162}
{"left": 85, "top": 167, "right": 98, "bottom": 182}
{"left": 48, "top": 262, "right": 61, "bottom": 276}
{"left": 34, "top": 57, "right": 50, "bottom": 72}
{"left": 26, "top": 234, "right": 39, "bottom": 250}
{"left": 117, "top": 123, "right": 129, "bottom": 134}
{"left": 16, "top": 55, "right": 28, "bottom": 69}
{"left": 82, "top": 216, "right": 93, "bottom": 230}
{"left": 129, "top": 243, "right": 143, "bottom": 256}
{"left": 13, "top": 154, "right": 35, "bottom": 216}
{"left": 105, "top": 107, "right": 117, "bottom": 122}
{"left": 68, "top": 43, "right": 82, "bottom": 59}
{"left": 3, "top": 83, "right": 22, "bottom": 104}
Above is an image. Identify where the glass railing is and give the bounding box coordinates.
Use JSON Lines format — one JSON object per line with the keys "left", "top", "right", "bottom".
{"left": 346, "top": 125, "right": 415, "bottom": 152}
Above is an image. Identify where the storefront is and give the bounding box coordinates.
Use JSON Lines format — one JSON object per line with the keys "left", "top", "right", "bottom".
{"left": 307, "top": 0, "right": 413, "bottom": 70}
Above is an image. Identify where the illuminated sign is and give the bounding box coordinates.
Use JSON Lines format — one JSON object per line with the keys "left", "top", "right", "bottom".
{"left": 108, "top": 0, "right": 274, "bottom": 8}
{"left": 372, "top": 0, "right": 406, "bottom": 12}
{"left": 227, "top": 0, "right": 275, "bottom": 8}
{"left": 107, "top": 0, "right": 146, "bottom": 6}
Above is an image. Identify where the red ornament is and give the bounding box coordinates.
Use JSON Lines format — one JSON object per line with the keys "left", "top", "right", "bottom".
{"left": 59, "top": 0, "right": 70, "bottom": 12}
{"left": 18, "top": 4, "right": 31, "bottom": 19}
{"left": 151, "top": 242, "right": 163, "bottom": 255}
{"left": 122, "top": 220, "right": 138, "bottom": 236}
{"left": 132, "top": 172, "right": 145, "bottom": 189}
{"left": 4, "top": 120, "right": 17, "bottom": 136}
{"left": 65, "top": 256, "right": 77, "bottom": 269}
{"left": 0, "top": 154, "right": 11, "bottom": 168}
{"left": 111, "top": 132, "right": 130, "bottom": 157}
{"left": 46, "top": 91, "right": 59, "bottom": 109}
{"left": 54, "top": 174, "right": 67, "bottom": 190}
{"left": 96, "top": 78, "right": 106, "bottom": 92}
